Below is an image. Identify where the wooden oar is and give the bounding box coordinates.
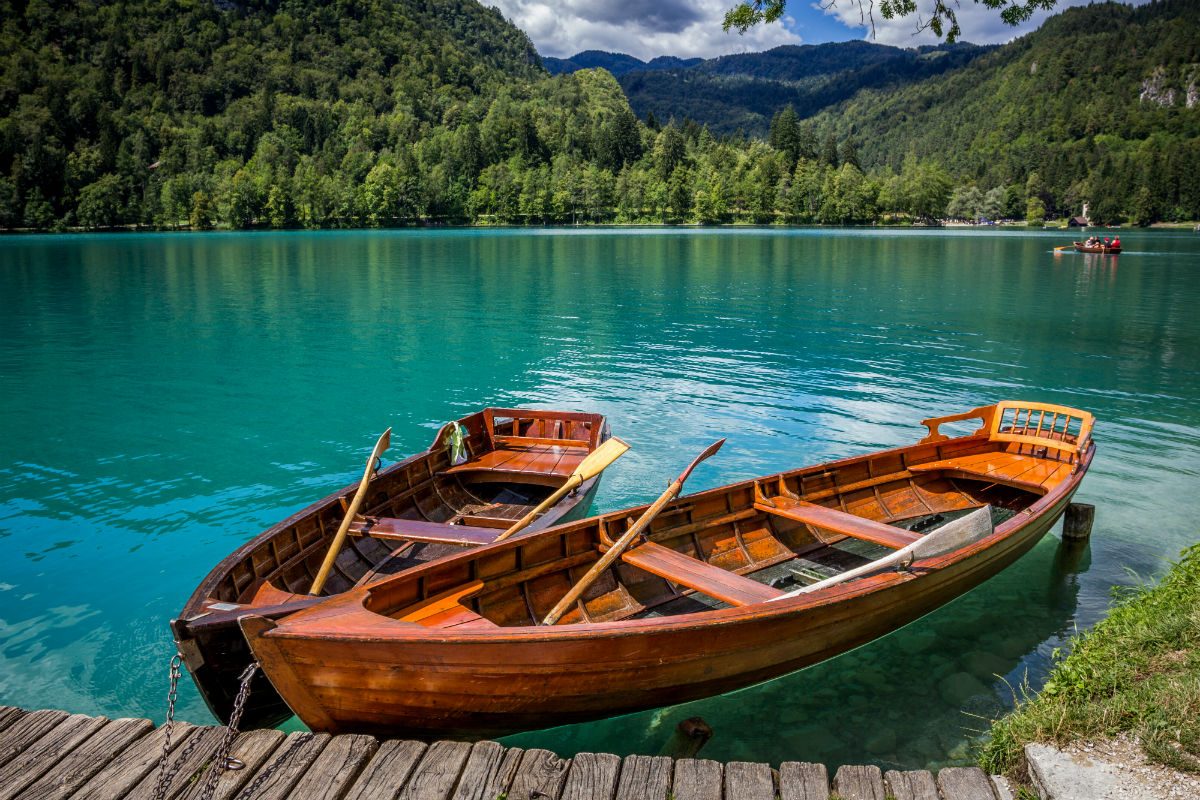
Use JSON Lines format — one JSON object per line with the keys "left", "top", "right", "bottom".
{"left": 541, "top": 439, "right": 725, "bottom": 626}
{"left": 768, "top": 504, "right": 993, "bottom": 600}
{"left": 309, "top": 428, "right": 392, "bottom": 596}
{"left": 494, "top": 437, "right": 630, "bottom": 542}
{"left": 1054, "top": 244, "right": 1073, "bottom": 251}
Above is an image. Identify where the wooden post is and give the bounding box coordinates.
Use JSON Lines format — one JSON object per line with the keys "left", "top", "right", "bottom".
{"left": 1063, "top": 503, "right": 1095, "bottom": 541}
{"left": 660, "top": 717, "right": 713, "bottom": 759}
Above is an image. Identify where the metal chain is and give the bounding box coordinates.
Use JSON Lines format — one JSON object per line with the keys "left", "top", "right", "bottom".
{"left": 152, "top": 657, "right": 261, "bottom": 800}
{"left": 151, "top": 654, "right": 184, "bottom": 800}
{"left": 192, "top": 661, "right": 260, "bottom": 800}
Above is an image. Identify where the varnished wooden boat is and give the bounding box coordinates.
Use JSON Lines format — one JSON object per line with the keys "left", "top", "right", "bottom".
{"left": 172, "top": 407, "right": 612, "bottom": 729}
{"left": 242, "top": 401, "right": 1095, "bottom": 739}
{"left": 1073, "top": 241, "right": 1121, "bottom": 253}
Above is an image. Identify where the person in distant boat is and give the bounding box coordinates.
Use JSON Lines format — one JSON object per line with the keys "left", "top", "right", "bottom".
{"left": 1112, "top": 236, "right": 1121, "bottom": 249}
{"left": 1103, "top": 237, "right": 1111, "bottom": 247}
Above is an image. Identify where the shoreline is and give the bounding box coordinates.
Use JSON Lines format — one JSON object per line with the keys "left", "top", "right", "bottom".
{"left": 0, "top": 219, "right": 1163, "bottom": 236}
{"left": 981, "top": 543, "right": 1200, "bottom": 788}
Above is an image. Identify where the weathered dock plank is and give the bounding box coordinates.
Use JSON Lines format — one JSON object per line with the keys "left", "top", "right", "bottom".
{"left": 288, "top": 733, "right": 377, "bottom": 800}
{"left": 451, "top": 742, "right": 522, "bottom": 800}
{"left": 0, "top": 709, "right": 25, "bottom": 736}
{"left": 884, "top": 769, "right": 939, "bottom": 800}
{"left": 16, "top": 717, "right": 153, "bottom": 800}
{"left": 70, "top": 722, "right": 199, "bottom": 800}
{"left": 398, "top": 740, "right": 472, "bottom": 800}
{"left": 0, "top": 705, "right": 1026, "bottom": 800}
{"left": 176, "top": 729, "right": 285, "bottom": 800}
{"left": 234, "top": 731, "right": 329, "bottom": 800}
{"left": 671, "top": 759, "right": 721, "bottom": 800}
{"left": 724, "top": 761, "right": 774, "bottom": 800}
{"left": 560, "top": 752, "right": 620, "bottom": 800}
{"left": 0, "top": 711, "right": 70, "bottom": 767}
{"left": 614, "top": 755, "right": 673, "bottom": 800}
{"left": 779, "top": 762, "right": 828, "bottom": 800}
{"left": 508, "top": 748, "right": 570, "bottom": 800}
{"left": 0, "top": 714, "right": 109, "bottom": 800}
{"left": 937, "top": 766, "right": 999, "bottom": 800}
{"left": 832, "top": 764, "right": 886, "bottom": 800}
{"left": 342, "top": 740, "right": 428, "bottom": 800}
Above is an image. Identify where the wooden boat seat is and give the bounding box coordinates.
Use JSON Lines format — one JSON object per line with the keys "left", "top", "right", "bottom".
{"left": 443, "top": 442, "right": 589, "bottom": 486}
{"left": 754, "top": 496, "right": 921, "bottom": 550}
{"left": 392, "top": 581, "right": 496, "bottom": 629}
{"left": 348, "top": 517, "right": 498, "bottom": 546}
{"left": 622, "top": 542, "right": 784, "bottom": 606}
{"left": 909, "top": 451, "right": 1072, "bottom": 495}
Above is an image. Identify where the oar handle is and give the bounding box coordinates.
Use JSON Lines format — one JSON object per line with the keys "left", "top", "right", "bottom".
{"left": 541, "top": 478, "right": 683, "bottom": 626}
{"left": 310, "top": 429, "right": 391, "bottom": 596}
{"left": 493, "top": 475, "right": 581, "bottom": 542}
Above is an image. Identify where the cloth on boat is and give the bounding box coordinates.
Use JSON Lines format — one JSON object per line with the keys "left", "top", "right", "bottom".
{"left": 445, "top": 421, "right": 469, "bottom": 465}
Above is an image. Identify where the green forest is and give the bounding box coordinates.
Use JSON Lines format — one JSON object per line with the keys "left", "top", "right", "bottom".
{"left": 0, "top": 0, "right": 1197, "bottom": 230}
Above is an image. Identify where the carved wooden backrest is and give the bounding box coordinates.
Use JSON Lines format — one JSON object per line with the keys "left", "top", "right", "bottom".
{"left": 988, "top": 400, "right": 1094, "bottom": 458}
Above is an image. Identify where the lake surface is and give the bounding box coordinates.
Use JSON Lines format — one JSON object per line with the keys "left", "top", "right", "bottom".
{"left": 1, "top": 227, "right": 1198, "bottom": 770}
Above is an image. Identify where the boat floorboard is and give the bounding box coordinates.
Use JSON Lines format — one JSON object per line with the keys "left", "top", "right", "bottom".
{"left": 0, "top": 704, "right": 1015, "bottom": 800}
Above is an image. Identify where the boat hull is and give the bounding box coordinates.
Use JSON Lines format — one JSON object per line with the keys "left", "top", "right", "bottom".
{"left": 173, "top": 408, "right": 610, "bottom": 729}
{"left": 1073, "top": 243, "right": 1121, "bottom": 253}
{"left": 247, "top": 440, "right": 1091, "bottom": 738}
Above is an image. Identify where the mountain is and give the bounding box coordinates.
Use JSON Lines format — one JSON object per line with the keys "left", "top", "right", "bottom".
{"left": 813, "top": 0, "right": 1200, "bottom": 222}
{"left": 544, "top": 51, "right": 703, "bottom": 77}
{"left": 547, "top": 41, "right": 992, "bottom": 136}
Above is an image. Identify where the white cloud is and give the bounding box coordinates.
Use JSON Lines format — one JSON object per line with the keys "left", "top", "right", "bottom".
{"left": 490, "top": 0, "right": 805, "bottom": 60}
{"left": 817, "top": 0, "right": 1145, "bottom": 46}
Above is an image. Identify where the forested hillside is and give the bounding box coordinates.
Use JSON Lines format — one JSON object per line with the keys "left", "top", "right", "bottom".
{"left": 1, "top": 0, "right": 1197, "bottom": 229}
{"left": 551, "top": 42, "right": 990, "bottom": 136}
{"left": 543, "top": 51, "right": 703, "bottom": 77}
{"left": 815, "top": 0, "right": 1200, "bottom": 223}
{"left": 0, "top": 0, "right": 548, "bottom": 227}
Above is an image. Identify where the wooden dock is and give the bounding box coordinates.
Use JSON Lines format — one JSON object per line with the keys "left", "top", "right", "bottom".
{"left": 0, "top": 706, "right": 1015, "bottom": 800}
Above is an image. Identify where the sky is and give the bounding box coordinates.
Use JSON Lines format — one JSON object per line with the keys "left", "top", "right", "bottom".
{"left": 488, "top": 0, "right": 1122, "bottom": 61}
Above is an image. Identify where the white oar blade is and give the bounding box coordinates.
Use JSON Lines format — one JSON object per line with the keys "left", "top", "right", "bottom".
{"left": 904, "top": 505, "right": 993, "bottom": 561}
{"left": 771, "top": 505, "right": 993, "bottom": 600}
{"left": 574, "top": 437, "right": 630, "bottom": 482}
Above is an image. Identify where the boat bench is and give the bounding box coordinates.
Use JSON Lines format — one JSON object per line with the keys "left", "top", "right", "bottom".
{"left": 622, "top": 542, "right": 784, "bottom": 606}
{"left": 908, "top": 452, "right": 1071, "bottom": 495}
{"left": 443, "top": 442, "right": 588, "bottom": 486}
{"left": 393, "top": 581, "right": 497, "bottom": 629}
{"left": 754, "top": 496, "right": 921, "bottom": 550}
{"left": 348, "top": 517, "right": 499, "bottom": 546}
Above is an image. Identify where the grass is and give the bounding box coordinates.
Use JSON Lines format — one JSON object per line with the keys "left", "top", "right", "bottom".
{"left": 980, "top": 543, "right": 1200, "bottom": 781}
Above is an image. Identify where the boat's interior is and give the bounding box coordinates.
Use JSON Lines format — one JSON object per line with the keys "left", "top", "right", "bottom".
{"left": 362, "top": 402, "right": 1094, "bottom": 629}
{"left": 199, "top": 408, "right": 608, "bottom": 605}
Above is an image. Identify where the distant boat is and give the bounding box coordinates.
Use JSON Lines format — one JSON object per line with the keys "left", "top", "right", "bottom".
{"left": 172, "top": 407, "right": 614, "bottom": 730}
{"left": 242, "top": 400, "right": 1096, "bottom": 739}
{"left": 1073, "top": 241, "right": 1121, "bottom": 254}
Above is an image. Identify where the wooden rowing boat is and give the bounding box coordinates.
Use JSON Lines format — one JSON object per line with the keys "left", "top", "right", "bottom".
{"left": 172, "top": 407, "right": 613, "bottom": 729}
{"left": 1073, "top": 241, "right": 1121, "bottom": 253}
{"left": 241, "top": 400, "right": 1096, "bottom": 738}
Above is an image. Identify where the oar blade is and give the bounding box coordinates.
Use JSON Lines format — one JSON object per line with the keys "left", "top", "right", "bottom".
{"left": 374, "top": 427, "right": 393, "bottom": 459}
{"left": 675, "top": 438, "right": 725, "bottom": 485}
{"left": 574, "top": 437, "right": 630, "bottom": 482}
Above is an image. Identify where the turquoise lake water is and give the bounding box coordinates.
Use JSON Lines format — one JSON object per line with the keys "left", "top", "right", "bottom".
{"left": 1, "top": 228, "right": 1198, "bottom": 770}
